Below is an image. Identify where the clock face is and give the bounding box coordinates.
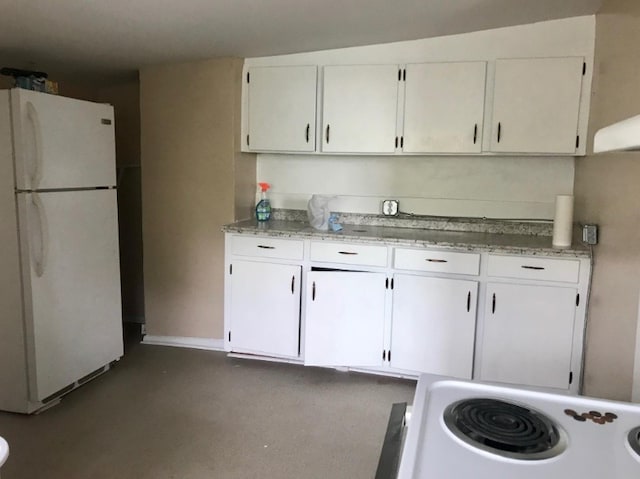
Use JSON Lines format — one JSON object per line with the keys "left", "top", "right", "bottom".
{"left": 382, "top": 199, "right": 399, "bottom": 216}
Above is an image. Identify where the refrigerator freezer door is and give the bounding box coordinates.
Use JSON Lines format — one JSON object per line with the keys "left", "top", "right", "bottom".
{"left": 11, "top": 89, "right": 116, "bottom": 190}
{"left": 16, "top": 189, "right": 123, "bottom": 401}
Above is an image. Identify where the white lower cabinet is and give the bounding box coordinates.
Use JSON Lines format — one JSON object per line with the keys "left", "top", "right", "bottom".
{"left": 304, "top": 271, "right": 386, "bottom": 367}
{"left": 225, "top": 233, "right": 589, "bottom": 392}
{"left": 228, "top": 260, "right": 301, "bottom": 358}
{"left": 390, "top": 274, "right": 478, "bottom": 378}
{"left": 479, "top": 282, "right": 577, "bottom": 390}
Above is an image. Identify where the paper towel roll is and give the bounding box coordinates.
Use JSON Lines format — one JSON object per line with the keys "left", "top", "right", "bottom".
{"left": 552, "top": 195, "right": 574, "bottom": 248}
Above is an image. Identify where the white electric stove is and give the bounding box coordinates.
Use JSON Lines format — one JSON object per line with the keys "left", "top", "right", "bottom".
{"left": 396, "top": 375, "right": 640, "bottom": 478}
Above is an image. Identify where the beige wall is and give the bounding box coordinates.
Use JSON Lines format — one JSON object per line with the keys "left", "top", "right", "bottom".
{"left": 140, "top": 58, "right": 255, "bottom": 339}
{"left": 575, "top": 0, "right": 640, "bottom": 400}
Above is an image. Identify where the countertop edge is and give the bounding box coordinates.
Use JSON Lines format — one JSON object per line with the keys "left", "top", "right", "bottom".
{"left": 222, "top": 222, "right": 591, "bottom": 259}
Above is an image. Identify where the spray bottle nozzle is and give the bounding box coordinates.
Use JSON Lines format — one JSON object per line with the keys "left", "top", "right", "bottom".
{"left": 258, "top": 182, "right": 270, "bottom": 192}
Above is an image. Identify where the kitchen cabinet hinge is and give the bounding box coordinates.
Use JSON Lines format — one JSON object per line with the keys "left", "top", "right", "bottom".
{"left": 582, "top": 62, "right": 586, "bottom": 75}
{"left": 576, "top": 293, "right": 580, "bottom": 307}
{"left": 576, "top": 136, "right": 580, "bottom": 149}
{"left": 247, "top": 72, "right": 250, "bottom": 83}
{"left": 569, "top": 371, "right": 573, "bottom": 384}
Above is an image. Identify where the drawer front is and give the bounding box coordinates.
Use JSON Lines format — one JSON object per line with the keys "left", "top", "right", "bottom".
{"left": 231, "top": 235, "right": 304, "bottom": 260}
{"left": 394, "top": 248, "right": 480, "bottom": 275}
{"left": 488, "top": 254, "right": 580, "bottom": 283}
{"left": 310, "top": 241, "right": 388, "bottom": 267}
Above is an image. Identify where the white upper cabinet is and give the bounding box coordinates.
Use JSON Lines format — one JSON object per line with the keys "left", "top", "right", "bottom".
{"left": 321, "top": 65, "right": 400, "bottom": 153}
{"left": 489, "top": 57, "right": 585, "bottom": 154}
{"left": 246, "top": 66, "right": 317, "bottom": 152}
{"left": 402, "top": 62, "right": 487, "bottom": 154}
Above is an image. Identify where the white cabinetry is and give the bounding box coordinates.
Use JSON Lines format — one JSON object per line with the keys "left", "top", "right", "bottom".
{"left": 402, "top": 62, "right": 487, "bottom": 153}
{"left": 245, "top": 65, "right": 317, "bottom": 152}
{"left": 304, "top": 271, "right": 386, "bottom": 367}
{"left": 478, "top": 254, "right": 582, "bottom": 390}
{"left": 390, "top": 274, "right": 478, "bottom": 378}
{"left": 225, "top": 235, "right": 304, "bottom": 359}
{"left": 321, "top": 64, "right": 399, "bottom": 153}
{"left": 490, "top": 57, "right": 584, "bottom": 154}
{"left": 229, "top": 261, "right": 301, "bottom": 358}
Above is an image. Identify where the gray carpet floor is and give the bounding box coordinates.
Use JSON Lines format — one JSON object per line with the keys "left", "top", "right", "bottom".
{"left": 0, "top": 337, "right": 415, "bottom": 479}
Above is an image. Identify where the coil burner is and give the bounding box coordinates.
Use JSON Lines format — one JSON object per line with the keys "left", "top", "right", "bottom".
{"left": 443, "top": 398, "right": 566, "bottom": 460}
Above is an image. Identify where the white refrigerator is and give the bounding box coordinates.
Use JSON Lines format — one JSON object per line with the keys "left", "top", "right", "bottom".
{"left": 0, "top": 88, "right": 123, "bottom": 413}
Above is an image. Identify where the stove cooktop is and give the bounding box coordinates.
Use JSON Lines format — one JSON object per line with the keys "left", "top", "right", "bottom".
{"left": 397, "top": 376, "right": 640, "bottom": 478}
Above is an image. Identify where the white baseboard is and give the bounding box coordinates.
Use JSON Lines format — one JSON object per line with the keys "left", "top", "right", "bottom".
{"left": 142, "top": 335, "right": 225, "bottom": 352}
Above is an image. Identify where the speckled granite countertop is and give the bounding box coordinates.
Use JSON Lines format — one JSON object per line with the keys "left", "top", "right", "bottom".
{"left": 223, "top": 210, "right": 590, "bottom": 258}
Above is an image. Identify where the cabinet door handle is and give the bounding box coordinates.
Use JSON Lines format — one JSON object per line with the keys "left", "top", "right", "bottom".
{"left": 497, "top": 122, "right": 502, "bottom": 143}
{"left": 325, "top": 124, "right": 330, "bottom": 143}
{"left": 312, "top": 281, "right": 316, "bottom": 301}
{"left": 473, "top": 124, "right": 478, "bottom": 144}
{"left": 426, "top": 258, "right": 447, "bottom": 263}
{"left": 291, "top": 275, "right": 295, "bottom": 294}
{"left": 305, "top": 123, "right": 310, "bottom": 143}
{"left": 492, "top": 293, "right": 496, "bottom": 314}
{"left": 257, "top": 245, "right": 275, "bottom": 250}
{"left": 521, "top": 265, "right": 545, "bottom": 270}
{"left": 466, "top": 291, "right": 471, "bottom": 312}
{"left": 338, "top": 251, "right": 358, "bottom": 255}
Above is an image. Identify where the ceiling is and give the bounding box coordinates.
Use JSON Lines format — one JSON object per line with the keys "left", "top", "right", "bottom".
{"left": 1, "top": 0, "right": 603, "bottom": 79}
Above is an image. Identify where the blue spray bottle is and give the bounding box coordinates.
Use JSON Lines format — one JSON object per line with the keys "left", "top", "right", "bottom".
{"left": 256, "top": 182, "right": 272, "bottom": 221}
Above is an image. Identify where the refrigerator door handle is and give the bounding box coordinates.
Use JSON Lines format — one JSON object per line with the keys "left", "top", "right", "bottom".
{"left": 25, "top": 101, "right": 43, "bottom": 189}
{"left": 29, "top": 193, "right": 48, "bottom": 278}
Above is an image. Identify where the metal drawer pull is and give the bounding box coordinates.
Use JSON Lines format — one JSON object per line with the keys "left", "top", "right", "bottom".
{"left": 338, "top": 251, "right": 358, "bottom": 255}
{"left": 521, "top": 265, "right": 545, "bottom": 270}
{"left": 257, "top": 245, "right": 275, "bottom": 250}
{"left": 426, "top": 258, "right": 448, "bottom": 263}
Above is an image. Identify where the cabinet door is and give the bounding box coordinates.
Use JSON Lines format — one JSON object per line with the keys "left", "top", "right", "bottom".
{"left": 229, "top": 261, "right": 301, "bottom": 358}
{"left": 403, "top": 62, "right": 486, "bottom": 153}
{"left": 304, "top": 271, "right": 386, "bottom": 367}
{"left": 480, "top": 283, "right": 577, "bottom": 389}
{"left": 390, "top": 275, "right": 477, "bottom": 378}
{"left": 246, "top": 66, "right": 317, "bottom": 152}
{"left": 490, "top": 57, "right": 584, "bottom": 154}
{"left": 322, "top": 65, "right": 399, "bottom": 153}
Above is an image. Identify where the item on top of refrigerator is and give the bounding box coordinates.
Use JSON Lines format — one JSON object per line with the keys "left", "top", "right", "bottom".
{"left": 1, "top": 67, "right": 49, "bottom": 93}
{"left": 307, "top": 194, "right": 336, "bottom": 231}
{"left": 255, "top": 182, "right": 271, "bottom": 222}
